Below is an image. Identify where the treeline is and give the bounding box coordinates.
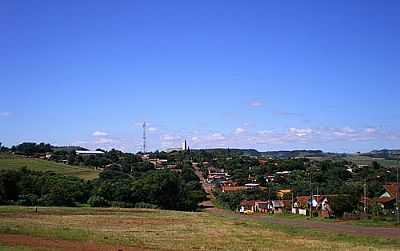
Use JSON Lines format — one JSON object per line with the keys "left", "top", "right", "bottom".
{"left": 0, "top": 164, "right": 206, "bottom": 211}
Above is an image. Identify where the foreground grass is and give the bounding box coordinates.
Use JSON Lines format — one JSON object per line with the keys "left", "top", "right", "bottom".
{"left": 0, "top": 154, "right": 99, "bottom": 180}
{"left": 0, "top": 207, "right": 399, "bottom": 250}
{"left": 0, "top": 244, "right": 51, "bottom": 251}
{"left": 269, "top": 212, "right": 400, "bottom": 228}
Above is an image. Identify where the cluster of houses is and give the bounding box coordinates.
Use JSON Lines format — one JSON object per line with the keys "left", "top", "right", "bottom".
{"left": 206, "top": 167, "right": 230, "bottom": 185}
{"left": 239, "top": 194, "right": 334, "bottom": 217}
{"left": 141, "top": 155, "right": 182, "bottom": 172}
{"left": 203, "top": 159, "right": 399, "bottom": 219}
{"left": 238, "top": 183, "right": 399, "bottom": 218}
{"left": 239, "top": 200, "right": 290, "bottom": 214}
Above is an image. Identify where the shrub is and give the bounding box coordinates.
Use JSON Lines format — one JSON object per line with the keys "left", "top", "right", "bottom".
{"left": 17, "top": 194, "right": 38, "bottom": 206}
{"left": 110, "top": 201, "right": 133, "bottom": 208}
{"left": 135, "top": 202, "right": 158, "bottom": 209}
{"left": 87, "top": 196, "right": 110, "bottom": 207}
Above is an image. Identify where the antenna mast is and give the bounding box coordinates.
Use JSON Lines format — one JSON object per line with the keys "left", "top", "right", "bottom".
{"left": 142, "top": 122, "right": 146, "bottom": 154}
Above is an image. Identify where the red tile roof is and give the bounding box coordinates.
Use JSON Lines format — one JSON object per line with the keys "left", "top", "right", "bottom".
{"left": 384, "top": 183, "right": 400, "bottom": 197}
{"left": 296, "top": 196, "right": 310, "bottom": 206}
{"left": 378, "top": 196, "right": 395, "bottom": 204}
{"left": 240, "top": 200, "right": 256, "bottom": 206}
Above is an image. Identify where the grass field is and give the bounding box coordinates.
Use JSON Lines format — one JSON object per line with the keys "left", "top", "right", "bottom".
{"left": 344, "top": 155, "right": 400, "bottom": 168}
{"left": 0, "top": 206, "right": 399, "bottom": 251}
{"left": 0, "top": 154, "right": 99, "bottom": 180}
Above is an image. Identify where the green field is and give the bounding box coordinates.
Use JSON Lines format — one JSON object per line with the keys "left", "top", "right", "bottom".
{"left": 344, "top": 155, "right": 400, "bottom": 168}
{"left": 0, "top": 206, "right": 399, "bottom": 251}
{"left": 0, "top": 154, "right": 99, "bottom": 180}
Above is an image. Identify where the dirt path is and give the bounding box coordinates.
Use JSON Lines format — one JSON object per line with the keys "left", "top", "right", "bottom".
{"left": 193, "top": 164, "right": 215, "bottom": 209}
{"left": 0, "top": 234, "right": 147, "bottom": 251}
{"left": 208, "top": 207, "right": 400, "bottom": 239}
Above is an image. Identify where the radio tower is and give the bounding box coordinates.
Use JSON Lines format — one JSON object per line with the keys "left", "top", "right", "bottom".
{"left": 142, "top": 122, "right": 146, "bottom": 154}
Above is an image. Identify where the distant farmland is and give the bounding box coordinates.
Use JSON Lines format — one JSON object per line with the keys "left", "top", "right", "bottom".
{"left": 344, "top": 155, "right": 400, "bottom": 168}
{"left": 0, "top": 153, "right": 99, "bottom": 180}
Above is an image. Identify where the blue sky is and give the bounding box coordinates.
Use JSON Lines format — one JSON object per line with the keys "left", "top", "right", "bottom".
{"left": 1, "top": 1, "right": 399, "bottom": 153}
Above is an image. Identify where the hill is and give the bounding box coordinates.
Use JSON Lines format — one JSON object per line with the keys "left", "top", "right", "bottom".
{"left": 193, "top": 148, "right": 331, "bottom": 158}
{"left": 0, "top": 153, "right": 99, "bottom": 180}
{"left": 360, "top": 149, "right": 400, "bottom": 159}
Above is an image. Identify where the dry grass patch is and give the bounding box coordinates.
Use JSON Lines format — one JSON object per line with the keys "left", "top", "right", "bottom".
{"left": 0, "top": 207, "right": 399, "bottom": 251}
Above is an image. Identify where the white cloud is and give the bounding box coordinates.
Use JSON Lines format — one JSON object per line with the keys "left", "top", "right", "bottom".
{"left": 249, "top": 100, "right": 264, "bottom": 108}
{"left": 333, "top": 127, "right": 357, "bottom": 137}
{"left": 258, "top": 130, "right": 273, "bottom": 135}
{"left": 0, "top": 112, "right": 11, "bottom": 117}
{"left": 288, "top": 128, "right": 313, "bottom": 137}
{"left": 330, "top": 127, "right": 379, "bottom": 141}
{"left": 148, "top": 127, "right": 158, "bottom": 132}
{"left": 84, "top": 125, "right": 386, "bottom": 152}
{"left": 95, "top": 137, "right": 115, "bottom": 144}
{"left": 93, "top": 131, "right": 108, "bottom": 137}
{"left": 365, "top": 128, "right": 377, "bottom": 133}
{"left": 210, "top": 133, "right": 225, "bottom": 140}
{"left": 161, "top": 134, "right": 180, "bottom": 141}
{"left": 234, "top": 127, "right": 246, "bottom": 135}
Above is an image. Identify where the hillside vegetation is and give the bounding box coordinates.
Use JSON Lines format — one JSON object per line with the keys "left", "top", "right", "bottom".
{"left": 0, "top": 153, "right": 99, "bottom": 180}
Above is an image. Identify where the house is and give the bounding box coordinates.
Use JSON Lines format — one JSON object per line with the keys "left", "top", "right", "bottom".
{"left": 294, "top": 195, "right": 335, "bottom": 217}
{"left": 275, "top": 171, "right": 291, "bottom": 175}
{"left": 319, "top": 197, "right": 334, "bottom": 218}
{"left": 76, "top": 150, "right": 104, "bottom": 156}
{"left": 244, "top": 183, "right": 260, "bottom": 190}
{"left": 255, "top": 201, "right": 270, "bottom": 213}
{"left": 295, "top": 196, "right": 312, "bottom": 208}
{"left": 149, "top": 159, "right": 168, "bottom": 168}
{"left": 240, "top": 200, "right": 292, "bottom": 214}
{"left": 240, "top": 200, "right": 271, "bottom": 213}
{"left": 271, "top": 200, "right": 285, "bottom": 214}
{"left": 378, "top": 183, "right": 399, "bottom": 209}
{"left": 222, "top": 186, "right": 246, "bottom": 193}
{"left": 222, "top": 180, "right": 239, "bottom": 187}
{"left": 276, "top": 189, "right": 292, "bottom": 199}
{"left": 221, "top": 183, "right": 266, "bottom": 193}
{"left": 240, "top": 200, "right": 256, "bottom": 212}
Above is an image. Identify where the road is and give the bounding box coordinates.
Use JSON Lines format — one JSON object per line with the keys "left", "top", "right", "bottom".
{"left": 193, "top": 164, "right": 214, "bottom": 208}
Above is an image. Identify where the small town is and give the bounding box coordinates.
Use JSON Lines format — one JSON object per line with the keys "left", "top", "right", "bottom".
{"left": 1, "top": 1, "right": 400, "bottom": 250}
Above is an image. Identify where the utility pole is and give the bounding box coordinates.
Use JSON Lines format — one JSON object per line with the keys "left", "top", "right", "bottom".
{"left": 291, "top": 189, "right": 294, "bottom": 212}
{"left": 397, "top": 166, "right": 399, "bottom": 225}
{"left": 363, "top": 180, "right": 367, "bottom": 214}
{"left": 142, "top": 122, "right": 146, "bottom": 154}
{"left": 309, "top": 171, "right": 312, "bottom": 218}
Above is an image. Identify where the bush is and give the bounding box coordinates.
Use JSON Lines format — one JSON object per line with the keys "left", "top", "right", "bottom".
{"left": 17, "top": 194, "right": 38, "bottom": 206}
{"left": 110, "top": 201, "right": 133, "bottom": 208}
{"left": 87, "top": 196, "right": 110, "bottom": 207}
{"left": 135, "top": 202, "right": 158, "bottom": 209}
